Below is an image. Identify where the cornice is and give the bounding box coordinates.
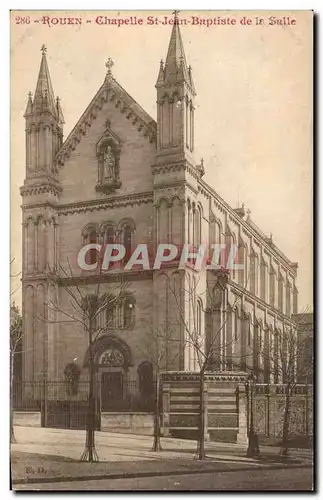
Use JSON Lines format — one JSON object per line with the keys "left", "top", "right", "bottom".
{"left": 228, "top": 280, "right": 297, "bottom": 326}
{"left": 22, "top": 201, "right": 58, "bottom": 211}
{"left": 59, "top": 191, "right": 153, "bottom": 215}
{"left": 153, "top": 179, "right": 198, "bottom": 196}
{"left": 152, "top": 160, "right": 200, "bottom": 181}
{"left": 20, "top": 182, "right": 62, "bottom": 197}
{"left": 57, "top": 269, "right": 153, "bottom": 286}
{"left": 160, "top": 371, "right": 248, "bottom": 382}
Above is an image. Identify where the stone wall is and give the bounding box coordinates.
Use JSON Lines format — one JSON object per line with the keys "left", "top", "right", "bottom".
{"left": 14, "top": 412, "right": 41, "bottom": 427}
{"left": 161, "top": 371, "right": 248, "bottom": 444}
{"left": 101, "top": 412, "right": 154, "bottom": 435}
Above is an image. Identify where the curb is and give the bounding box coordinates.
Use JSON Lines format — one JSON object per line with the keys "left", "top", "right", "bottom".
{"left": 12, "top": 462, "right": 313, "bottom": 486}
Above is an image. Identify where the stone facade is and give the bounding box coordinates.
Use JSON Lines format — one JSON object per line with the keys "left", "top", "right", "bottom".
{"left": 21, "top": 23, "right": 299, "bottom": 395}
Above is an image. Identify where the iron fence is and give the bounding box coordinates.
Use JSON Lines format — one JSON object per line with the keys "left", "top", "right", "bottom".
{"left": 11, "top": 379, "right": 156, "bottom": 413}
{"left": 254, "top": 383, "right": 312, "bottom": 396}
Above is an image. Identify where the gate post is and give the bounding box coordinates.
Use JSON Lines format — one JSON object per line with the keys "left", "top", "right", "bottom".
{"left": 161, "top": 382, "right": 170, "bottom": 437}
{"left": 204, "top": 380, "right": 210, "bottom": 441}
{"left": 236, "top": 383, "right": 248, "bottom": 445}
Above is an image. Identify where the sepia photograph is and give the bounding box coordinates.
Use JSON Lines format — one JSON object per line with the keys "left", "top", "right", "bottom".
{"left": 10, "top": 9, "right": 313, "bottom": 491}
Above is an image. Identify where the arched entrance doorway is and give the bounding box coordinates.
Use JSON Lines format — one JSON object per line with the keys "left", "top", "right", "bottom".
{"left": 84, "top": 335, "right": 133, "bottom": 411}
{"left": 99, "top": 347, "right": 126, "bottom": 410}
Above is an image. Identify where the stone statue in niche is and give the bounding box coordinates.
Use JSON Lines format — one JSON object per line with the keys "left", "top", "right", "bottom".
{"left": 103, "top": 145, "right": 116, "bottom": 181}
{"left": 96, "top": 139, "right": 121, "bottom": 194}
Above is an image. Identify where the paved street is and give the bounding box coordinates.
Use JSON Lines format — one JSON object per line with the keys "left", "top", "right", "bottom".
{"left": 11, "top": 426, "right": 314, "bottom": 491}
{"left": 15, "top": 467, "right": 313, "bottom": 491}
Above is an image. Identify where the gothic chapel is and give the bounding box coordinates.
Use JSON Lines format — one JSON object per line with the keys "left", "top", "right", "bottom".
{"left": 21, "top": 20, "right": 299, "bottom": 400}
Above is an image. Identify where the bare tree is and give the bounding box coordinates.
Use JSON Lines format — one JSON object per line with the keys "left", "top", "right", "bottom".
{"left": 44, "top": 261, "right": 130, "bottom": 462}
{"left": 168, "top": 268, "right": 246, "bottom": 460}
{"left": 10, "top": 258, "right": 22, "bottom": 444}
{"left": 140, "top": 316, "right": 181, "bottom": 452}
{"left": 10, "top": 302, "right": 23, "bottom": 444}
{"left": 10, "top": 257, "right": 21, "bottom": 297}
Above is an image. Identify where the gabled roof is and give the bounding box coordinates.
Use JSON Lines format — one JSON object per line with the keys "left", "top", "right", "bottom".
{"left": 56, "top": 75, "right": 157, "bottom": 166}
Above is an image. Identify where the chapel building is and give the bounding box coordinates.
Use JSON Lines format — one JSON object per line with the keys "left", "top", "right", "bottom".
{"left": 21, "top": 20, "right": 299, "bottom": 402}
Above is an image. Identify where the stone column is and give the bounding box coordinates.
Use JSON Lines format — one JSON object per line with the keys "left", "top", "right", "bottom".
{"left": 236, "top": 383, "right": 248, "bottom": 445}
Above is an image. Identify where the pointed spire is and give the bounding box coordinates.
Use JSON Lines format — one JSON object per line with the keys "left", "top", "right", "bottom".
{"left": 155, "top": 59, "right": 165, "bottom": 87}
{"left": 158, "top": 11, "right": 195, "bottom": 94}
{"left": 24, "top": 91, "right": 33, "bottom": 117}
{"left": 33, "top": 45, "right": 57, "bottom": 115}
{"left": 56, "top": 97, "right": 65, "bottom": 124}
{"left": 188, "top": 65, "right": 196, "bottom": 94}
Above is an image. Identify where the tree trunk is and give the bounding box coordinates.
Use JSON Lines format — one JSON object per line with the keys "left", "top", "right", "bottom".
{"left": 152, "top": 375, "right": 162, "bottom": 452}
{"left": 81, "top": 325, "right": 98, "bottom": 462}
{"left": 280, "top": 384, "right": 291, "bottom": 456}
{"left": 10, "top": 355, "right": 16, "bottom": 444}
{"left": 197, "top": 371, "right": 206, "bottom": 460}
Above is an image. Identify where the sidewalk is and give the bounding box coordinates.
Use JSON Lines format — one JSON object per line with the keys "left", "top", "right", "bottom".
{"left": 11, "top": 426, "right": 313, "bottom": 485}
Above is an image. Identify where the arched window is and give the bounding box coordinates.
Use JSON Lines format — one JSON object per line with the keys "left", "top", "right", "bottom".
{"left": 123, "top": 295, "right": 135, "bottom": 328}
{"left": 263, "top": 325, "right": 271, "bottom": 383}
{"left": 254, "top": 254, "right": 259, "bottom": 295}
{"left": 102, "top": 225, "right": 115, "bottom": 270}
{"left": 106, "top": 300, "right": 115, "bottom": 328}
{"left": 269, "top": 266, "right": 276, "bottom": 307}
{"left": 273, "top": 330, "right": 280, "bottom": 383}
{"left": 234, "top": 309, "right": 239, "bottom": 341}
{"left": 104, "top": 294, "right": 135, "bottom": 329}
{"left": 195, "top": 206, "right": 202, "bottom": 247}
{"left": 212, "top": 282, "right": 224, "bottom": 309}
{"left": 247, "top": 315, "right": 252, "bottom": 346}
{"left": 244, "top": 245, "right": 249, "bottom": 289}
{"left": 82, "top": 226, "right": 98, "bottom": 267}
{"left": 237, "top": 239, "right": 246, "bottom": 287}
{"left": 293, "top": 285, "right": 298, "bottom": 313}
{"left": 260, "top": 257, "right": 267, "bottom": 301}
{"left": 105, "top": 226, "right": 114, "bottom": 245}
{"left": 225, "top": 232, "right": 237, "bottom": 280}
{"left": 278, "top": 274, "right": 284, "bottom": 312}
{"left": 123, "top": 225, "right": 132, "bottom": 264}
{"left": 197, "top": 299, "right": 202, "bottom": 336}
{"left": 285, "top": 281, "right": 291, "bottom": 316}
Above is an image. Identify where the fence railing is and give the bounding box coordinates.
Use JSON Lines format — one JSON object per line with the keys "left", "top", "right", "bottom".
{"left": 11, "top": 379, "right": 156, "bottom": 413}
{"left": 254, "top": 384, "right": 312, "bottom": 396}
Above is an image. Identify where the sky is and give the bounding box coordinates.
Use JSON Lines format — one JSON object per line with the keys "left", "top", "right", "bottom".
{"left": 10, "top": 10, "right": 313, "bottom": 311}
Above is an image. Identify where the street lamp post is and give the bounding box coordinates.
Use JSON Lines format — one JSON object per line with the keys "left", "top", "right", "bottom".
{"left": 246, "top": 372, "right": 260, "bottom": 458}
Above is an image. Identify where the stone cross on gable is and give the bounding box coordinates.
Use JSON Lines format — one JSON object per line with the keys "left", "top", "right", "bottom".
{"left": 105, "top": 57, "right": 114, "bottom": 75}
